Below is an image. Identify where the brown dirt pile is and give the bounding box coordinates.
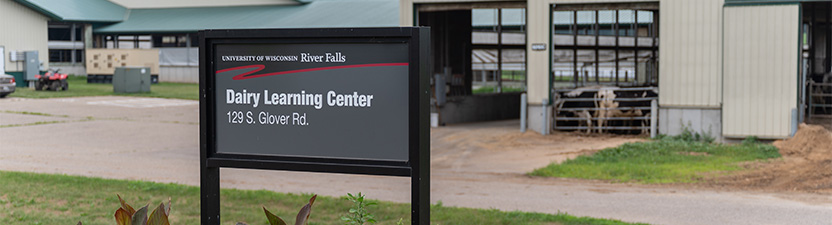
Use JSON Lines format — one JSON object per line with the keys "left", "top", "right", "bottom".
{"left": 712, "top": 124, "right": 832, "bottom": 193}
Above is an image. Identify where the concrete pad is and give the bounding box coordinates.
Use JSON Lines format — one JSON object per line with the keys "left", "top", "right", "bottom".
{"left": 86, "top": 98, "right": 197, "bottom": 108}
{"left": 0, "top": 119, "right": 198, "bottom": 183}
{"left": 0, "top": 112, "right": 72, "bottom": 126}
{"left": 0, "top": 96, "right": 198, "bottom": 124}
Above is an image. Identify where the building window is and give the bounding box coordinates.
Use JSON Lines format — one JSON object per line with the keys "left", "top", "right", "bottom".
{"left": 190, "top": 34, "right": 199, "bottom": 47}
{"left": 48, "top": 23, "right": 84, "bottom": 41}
{"left": 48, "top": 27, "right": 72, "bottom": 41}
{"left": 114, "top": 35, "right": 152, "bottom": 49}
{"left": 551, "top": 7, "right": 658, "bottom": 88}
{"left": 152, "top": 34, "right": 197, "bottom": 48}
{"left": 49, "top": 49, "right": 83, "bottom": 63}
{"left": 472, "top": 8, "right": 527, "bottom": 94}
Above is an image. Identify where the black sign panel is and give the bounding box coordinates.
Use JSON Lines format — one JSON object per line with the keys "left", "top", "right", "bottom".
{"left": 200, "top": 28, "right": 430, "bottom": 225}
{"left": 215, "top": 43, "right": 409, "bottom": 161}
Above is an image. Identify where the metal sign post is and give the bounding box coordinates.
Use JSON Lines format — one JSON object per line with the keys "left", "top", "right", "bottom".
{"left": 199, "top": 27, "right": 430, "bottom": 225}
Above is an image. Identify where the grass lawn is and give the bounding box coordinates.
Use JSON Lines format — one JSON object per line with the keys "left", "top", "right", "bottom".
{"left": 529, "top": 135, "right": 781, "bottom": 184}
{"left": 501, "top": 70, "right": 526, "bottom": 81}
{"left": 7, "top": 76, "right": 198, "bottom": 100}
{"left": 0, "top": 171, "right": 643, "bottom": 225}
{"left": 472, "top": 86, "right": 526, "bottom": 94}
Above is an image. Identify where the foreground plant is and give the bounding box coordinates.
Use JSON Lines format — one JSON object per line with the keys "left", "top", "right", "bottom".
{"left": 341, "top": 192, "right": 377, "bottom": 225}
{"left": 113, "top": 195, "right": 172, "bottom": 225}
{"left": 259, "top": 194, "right": 317, "bottom": 225}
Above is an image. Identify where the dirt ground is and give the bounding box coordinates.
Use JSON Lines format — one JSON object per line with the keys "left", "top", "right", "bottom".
{"left": 430, "top": 121, "right": 643, "bottom": 175}
{"left": 434, "top": 120, "right": 832, "bottom": 196}
{"left": 709, "top": 123, "right": 832, "bottom": 193}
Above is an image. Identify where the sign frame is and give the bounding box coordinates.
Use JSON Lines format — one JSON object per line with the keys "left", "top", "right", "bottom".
{"left": 199, "top": 27, "right": 430, "bottom": 225}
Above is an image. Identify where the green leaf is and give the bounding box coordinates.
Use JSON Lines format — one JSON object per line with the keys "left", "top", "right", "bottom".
{"left": 147, "top": 203, "right": 170, "bottom": 225}
{"left": 263, "top": 207, "right": 287, "bottom": 225}
{"left": 294, "top": 195, "right": 317, "bottom": 225}
{"left": 117, "top": 195, "right": 136, "bottom": 216}
{"left": 131, "top": 205, "right": 148, "bottom": 225}
{"left": 114, "top": 208, "right": 132, "bottom": 225}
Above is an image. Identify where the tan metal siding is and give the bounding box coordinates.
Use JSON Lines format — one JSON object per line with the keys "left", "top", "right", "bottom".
{"left": 160, "top": 66, "right": 198, "bottom": 83}
{"left": 658, "top": 0, "right": 723, "bottom": 108}
{"left": 551, "top": 0, "right": 656, "bottom": 3}
{"left": 722, "top": 5, "right": 799, "bottom": 138}
{"left": 526, "top": 0, "right": 550, "bottom": 104}
{"left": 0, "top": 0, "right": 49, "bottom": 72}
{"left": 400, "top": 0, "right": 413, "bottom": 26}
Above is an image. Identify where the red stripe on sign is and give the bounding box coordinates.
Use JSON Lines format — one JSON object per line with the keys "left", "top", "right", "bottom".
{"left": 216, "top": 63, "right": 409, "bottom": 80}
{"left": 216, "top": 64, "right": 265, "bottom": 77}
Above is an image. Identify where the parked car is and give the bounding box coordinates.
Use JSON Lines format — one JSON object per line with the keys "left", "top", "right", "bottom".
{"left": 0, "top": 74, "right": 15, "bottom": 98}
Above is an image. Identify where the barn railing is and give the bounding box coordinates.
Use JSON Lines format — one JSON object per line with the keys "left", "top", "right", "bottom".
{"left": 809, "top": 81, "right": 832, "bottom": 118}
{"left": 553, "top": 86, "right": 658, "bottom": 135}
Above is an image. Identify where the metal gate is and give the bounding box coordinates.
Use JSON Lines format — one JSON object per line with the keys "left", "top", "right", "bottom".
{"left": 553, "top": 86, "right": 657, "bottom": 134}
{"left": 809, "top": 81, "right": 832, "bottom": 118}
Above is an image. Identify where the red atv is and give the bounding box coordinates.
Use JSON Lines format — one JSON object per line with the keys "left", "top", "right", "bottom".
{"left": 35, "top": 68, "right": 68, "bottom": 91}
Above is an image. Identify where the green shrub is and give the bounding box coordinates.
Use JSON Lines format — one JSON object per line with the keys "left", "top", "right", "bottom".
{"left": 341, "top": 192, "right": 377, "bottom": 225}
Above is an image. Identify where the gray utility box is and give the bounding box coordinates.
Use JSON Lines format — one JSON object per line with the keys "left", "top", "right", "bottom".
{"left": 24, "top": 51, "right": 38, "bottom": 81}
{"left": 113, "top": 67, "right": 151, "bottom": 93}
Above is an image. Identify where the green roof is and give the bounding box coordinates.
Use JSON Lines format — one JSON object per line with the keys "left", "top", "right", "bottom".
{"left": 95, "top": 0, "right": 399, "bottom": 34}
{"left": 14, "top": 0, "right": 126, "bottom": 22}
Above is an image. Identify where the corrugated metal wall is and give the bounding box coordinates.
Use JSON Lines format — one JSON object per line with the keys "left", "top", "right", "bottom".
{"left": 658, "top": 0, "right": 724, "bottom": 108}
{"left": 0, "top": 0, "right": 50, "bottom": 72}
{"left": 526, "top": 0, "right": 550, "bottom": 104}
{"left": 160, "top": 66, "right": 198, "bottom": 83}
{"left": 723, "top": 4, "right": 800, "bottom": 138}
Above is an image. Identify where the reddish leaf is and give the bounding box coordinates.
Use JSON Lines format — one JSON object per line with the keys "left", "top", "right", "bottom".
{"left": 117, "top": 195, "right": 136, "bottom": 216}
{"left": 132, "top": 205, "right": 148, "bottom": 225}
{"left": 164, "top": 197, "right": 171, "bottom": 217}
{"left": 147, "top": 203, "right": 170, "bottom": 225}
{"left": 114, "top": 208, "right": 132, "bottom": 225}
{"left": 263, "top": 207, "right": 287, "bottom": 225}
{"left": 308, "top": 195, "right": 317, "bottom": 206}
{"left": 294, "top": 195, "right": 317, "bottom": 225}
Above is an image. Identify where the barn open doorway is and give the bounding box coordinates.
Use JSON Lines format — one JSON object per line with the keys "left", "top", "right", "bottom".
{"left": 803, "top": 1, "right": 832, "bottom": 130}
{"left": 549, "top": 3, "right": 659, "bottom": 134}
{"left": 415, "top": 2, "right": 527, "bottom": 125}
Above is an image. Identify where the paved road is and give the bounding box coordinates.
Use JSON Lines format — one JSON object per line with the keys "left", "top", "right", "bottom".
{"left": 2, "top": 96, "right": 832, "bottom": 225}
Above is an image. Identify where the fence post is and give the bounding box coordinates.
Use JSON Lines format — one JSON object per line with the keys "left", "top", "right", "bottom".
{"left": 650, "top": 99, "right": 657, "bottom": 138}
{"left": 521, "top": 93, "right": 527, "bottom": 132}
{"left": 809, "top": 81, "right": 814, "bottom": 119}
{"left": 542, "top": 99, "right": 549, "bottom": 135}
